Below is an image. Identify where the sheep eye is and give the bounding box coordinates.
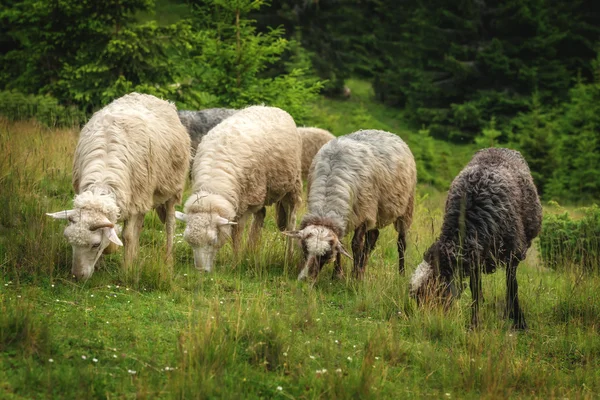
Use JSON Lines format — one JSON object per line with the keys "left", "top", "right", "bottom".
{"left": 91, "top": 242, "right": 101, "bottom": 249}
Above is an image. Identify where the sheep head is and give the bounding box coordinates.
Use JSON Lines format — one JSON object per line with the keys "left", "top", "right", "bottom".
{"left": 283, "top": 225, "right": 351, "bottom": 280}
{"left": 175, "top": 210, "right": 236, "bottom": 272}
{"left": 409, "top": 241, "right": 462, "bottom": 308}
{"left": 47, "top": 209, "right": 122, "bottom": 280}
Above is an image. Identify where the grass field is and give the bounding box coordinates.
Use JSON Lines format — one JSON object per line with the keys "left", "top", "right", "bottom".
{"left": 1, "top": 117, "right": 599, "bottom": 400}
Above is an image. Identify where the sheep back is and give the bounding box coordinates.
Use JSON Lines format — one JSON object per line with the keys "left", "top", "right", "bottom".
{"left": 190, "top": 105, "right": 302, "bottom": 217}
{"left": 72, "top": 92, "right": 190, "bottom": 219}
{"left": 298, "top": 127, "right": 335, "bottom": 179}
{"left": 304, "top": 129, "right": 416, "bottom": 237}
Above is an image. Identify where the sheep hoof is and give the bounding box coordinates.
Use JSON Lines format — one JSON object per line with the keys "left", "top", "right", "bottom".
{"left": 332, "top": 270, "right": 345, "bottom": 280}
{"left": 512, "top": 320, "right": 528, "bottom": 331}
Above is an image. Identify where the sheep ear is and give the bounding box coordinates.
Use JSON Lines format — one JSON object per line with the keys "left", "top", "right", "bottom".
{"left": 105, "top": 227, "right": 123, "bottom": 247}
{"left": 282, "top": 230, "right": 303, "bottom": 239}
{"left": 216, "top": 216, "right": 237, "bottom": 226}
{"left": 175, "top": 211, "right": 187, "bottom": 222}
{"left": 336, "top": 241, "right": 353, "bottom": 260}
{"left": 46, "top": 210, "right": 76, "bottom": 220}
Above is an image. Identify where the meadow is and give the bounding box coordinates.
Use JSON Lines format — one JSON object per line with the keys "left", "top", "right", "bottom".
{"left": 1, "top": 115, "right": 599, "bottom": 400}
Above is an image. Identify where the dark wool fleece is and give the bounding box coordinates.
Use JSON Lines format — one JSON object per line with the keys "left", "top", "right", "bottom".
{"left": 426, "top": 148, "right": 542, "bottom": 278}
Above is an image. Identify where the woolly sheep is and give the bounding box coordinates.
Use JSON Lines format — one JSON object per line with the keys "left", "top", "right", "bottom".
{"left": 177, "top": 108, "right": 237, "bottom": 158}
{"left": 176, "top": 105, "right": 302, "bottom": 272}
{"left": 297, "top": 127, "right": 335, "bottom": 180}
{"left": 284, "top": 129, "right": 417, "bottom": 280}
{"left": 409, "top": 148, "right": 542, "bottom": 329}
{"left": 47, "top": 93, "right": 190, "bottom": 280}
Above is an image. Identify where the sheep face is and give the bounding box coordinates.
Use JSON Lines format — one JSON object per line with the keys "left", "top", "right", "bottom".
{"left": 284, "top": 225, "right": 351, "bottom": 280}
{"left": 177, "top": 211, "right": 236, "bottom": 272}
{"left": 409, "top": 259, "right": 461, "bottom": 308}
{"left": 410, "top": 242, "right": 462, "bottom": 307}
{"left": 47, "top": 209, "right": 123, "bottom": 280}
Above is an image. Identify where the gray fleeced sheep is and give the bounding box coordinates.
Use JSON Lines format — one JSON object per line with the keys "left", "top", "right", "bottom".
{"left": 176, "top": 105, "right": 303, "bottom": 272}
{"left": 409, "top": 148, "right": 542, "bottom": 329}
{"left": 298, "top": 127, "right": 335, "bottom": 180}
{"left": 47, "top": 93, "right": 190, "bottom": 280}
{"left": 177, "top": 108, "right": 237, "bottom": 157}
{"left": 284, "top": 129, "right": 417, "bottom": 280}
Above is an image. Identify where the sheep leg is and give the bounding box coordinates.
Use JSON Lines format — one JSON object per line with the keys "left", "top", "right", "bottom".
{"left": 232, "top": 212, "right": 249, "bottom": 256}
{"left": 506, "top": 259, "right": 527, "bottom": 330}
{"left": 155, "top": 204, "right": 167, "bottom": 224}
{"left": 363, "top": 229, "right": 380, "bottom": 267}
{"left": 351, "top": 224, "right": 367, "bottom": 279}
{"left": 123, "top": 213, "right": 144, "bottom": 269}
{"left": 164, "top": 198, "right": 177, "bottom": 264}
{"left": 469, "top": 265, "right": 482, "bottom": 329}
{"left": 331, "top": 253, "right": 344, "bottom": 279}
{"left": 248, "top": 207, "right": 266, "bottom": 249}
{"left": 397, "top": 229, "right": 407, "bottom": 275}
{"left": 277, "top": 192, "right": 299, "bottom": 261}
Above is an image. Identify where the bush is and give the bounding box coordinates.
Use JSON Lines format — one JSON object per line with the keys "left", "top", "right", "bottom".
{"left": 0, "top": 90, "right": 86, "bottom": 127}
{"left": 539, "top": 204, "right": 600, "bottom": 272}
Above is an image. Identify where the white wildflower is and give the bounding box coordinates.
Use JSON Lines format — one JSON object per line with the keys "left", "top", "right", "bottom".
{"left": 276, "top": 386, "right": 283, "bottom": 391}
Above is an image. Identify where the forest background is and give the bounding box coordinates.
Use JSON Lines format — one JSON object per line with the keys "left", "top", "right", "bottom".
{"left": 1, "top": 0, "right": 600, "bottom": 202}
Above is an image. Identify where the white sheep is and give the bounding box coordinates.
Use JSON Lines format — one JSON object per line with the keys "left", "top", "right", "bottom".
{"left": 297, "top": 127, "right": 335, "bottom": 180}
{"left": 284, "top": 129, "right": 416, "bottom": 280}
{"left": 47, "top": 92, "right": 190, "bottom": 279}
{"left": 176, "top": 105, "right": 303, "bottom": 272}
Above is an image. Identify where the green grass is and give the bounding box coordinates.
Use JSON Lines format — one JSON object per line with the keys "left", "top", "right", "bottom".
{"left": 1, "top": 118, "right": 600, "bottom": 399}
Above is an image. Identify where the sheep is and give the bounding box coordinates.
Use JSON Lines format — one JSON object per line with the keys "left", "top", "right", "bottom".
{"left": 175, "top": 105, "right": 302, "bottom": 272}
{"left": 47, "top": 92, "right": 190, "bottom": 280}
{"left": 409, "top": 148, "right": 542, "bottom": 330}
{"left": 284, "top": 129, "right": 417, "bottom": 280}
{"left": 177, "top": 108, "right": 237, "bottom": 158}
{"left": 297, "top": 127, "right": 335, "bottom": 180}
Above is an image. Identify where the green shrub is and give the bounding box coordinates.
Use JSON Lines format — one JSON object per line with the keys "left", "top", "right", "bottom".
{"left": 539, "top": 204, "right": 600, "bottom": 272}
{"left": 0, "top": 90, "right": 86, "bottom": 127}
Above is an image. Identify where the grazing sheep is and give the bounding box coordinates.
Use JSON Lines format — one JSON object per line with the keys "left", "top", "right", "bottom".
{"left": 47, "top": 93, "right": 190, "bottom": 280}
{"left": 177, "top": 108, "right": 237, "bottom": 157}
{"left": 298, "top": 127, "right": 335, "bottom": 180}
{"left": 409, "top": 148, "right": 542, "bottom": 330}
{"left": 176, "top": 105, "right": 302, "bottom": 272}
{"left": 284, "top": 129, "right": 417, "bottom": 280}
